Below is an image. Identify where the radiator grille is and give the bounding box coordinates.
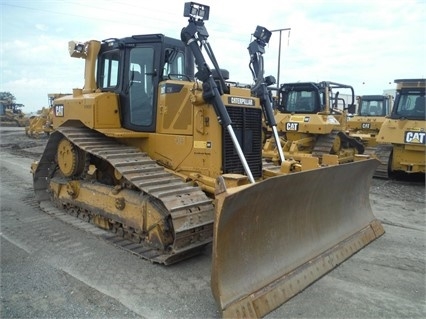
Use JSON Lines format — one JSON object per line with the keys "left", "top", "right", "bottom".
{"left": 222, "top": 106, "right": 262, "bottom": 178}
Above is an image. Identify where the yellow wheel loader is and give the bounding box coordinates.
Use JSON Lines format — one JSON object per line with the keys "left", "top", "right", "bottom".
{"left": 346, "top": 94, "right": 394, "bottom": 177}
{"left": 26, "top": 107, "right": 52, "bottom": 138}
{"left": 26, "top": 94, "right": 67, "bottom": 138}
{"left": 375, "top": 79, "right": 425, "bottom": 178}
{"left": 32, "top": 3, "right": 384, "bottom": 317}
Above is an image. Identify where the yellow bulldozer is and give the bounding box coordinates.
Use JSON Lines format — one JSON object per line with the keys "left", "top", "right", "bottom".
{"left": 346, "top": 94, "right": 393, "bottom": 177}
{"left": 31, "top": 3, "right": 384, "bottom": 317}
{"left": 262, "top": 80, "right": 366, "bottom": 172}
{"left": 374, "top": 79, "right": 425, "bottom": 178}
{"left": 26, "top": 94, "right": 68, "bottom": 138}
{"left": 347, "top": 94, "right": 393, "bottom": 147}
{"left": 246, "top": 28, "right": 364, "bottom": 174}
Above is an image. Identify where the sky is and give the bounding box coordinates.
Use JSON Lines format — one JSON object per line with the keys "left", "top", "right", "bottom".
{"left": 1, "top": 0, "right": 425, "bottom": 113}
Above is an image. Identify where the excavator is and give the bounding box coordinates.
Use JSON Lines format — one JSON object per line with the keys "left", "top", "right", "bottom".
{"left": 32, "top": 2, "right": 384, "bottom": 317}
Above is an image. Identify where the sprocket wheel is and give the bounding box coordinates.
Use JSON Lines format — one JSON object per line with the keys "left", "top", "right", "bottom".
{"left": 57, "top": 138, "right": 88, "bottom": 177}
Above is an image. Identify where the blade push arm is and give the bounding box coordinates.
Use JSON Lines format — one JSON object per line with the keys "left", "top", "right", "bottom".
{"left": 181, "top": 2, "right": 255, "bottom": 183}
{"left": 248, "top": 26, "right": 285, "bottom": 163}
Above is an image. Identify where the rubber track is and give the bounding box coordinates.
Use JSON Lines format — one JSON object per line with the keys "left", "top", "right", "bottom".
{"left": 33, "top": 126, "right": 214, "bottom": 265}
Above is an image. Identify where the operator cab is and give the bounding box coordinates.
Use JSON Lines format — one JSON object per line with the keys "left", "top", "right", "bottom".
{"left": 278, "top": 82, "right": 323, "bottom": 114}
{"left": 97, "top": 34, "right": 194, "bottom": 132}
{"left": 278, "top": 81, "right": 355, "bottom": 115}
{"left": 392, "top": 89, "right": 425, "bottom": 120}
{"left": 358, "top": 95, "right": 390, "bottom": 117}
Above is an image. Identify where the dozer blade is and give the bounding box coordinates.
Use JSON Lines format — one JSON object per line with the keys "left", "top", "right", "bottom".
{"left": 211, "top": 158, "right": 384, "bottom": 318}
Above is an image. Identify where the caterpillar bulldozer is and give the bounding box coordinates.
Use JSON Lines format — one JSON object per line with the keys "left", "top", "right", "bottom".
{"left": 347, "top": 94, "right": 393, "bottom": 147}
{"left": 262, "top": 80, "right": 366, "bottom": 172}
{"left": 32, "top": 3, "right": 384, "bottom": 317}
{"left": 26, "top": 94, "right": 68, "bottom": 138}
{"left": 374, "top": 79, "right": 425, "bottom": 179}
{"left": 345, "top": 94, "right": 393, "bottom": 177}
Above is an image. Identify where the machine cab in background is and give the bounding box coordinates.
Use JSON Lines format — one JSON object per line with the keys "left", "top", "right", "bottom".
{"left": 277, "top": 81, "right": 355, "bottom": 115}
{"left": 278, "top": 82, "right": 323, "bottom": 114}
{"left": 357, "top": 95, "right": 392, "bottom": 117}
{"left": 392, "top": 86, "right": 425, "bottom": 120}
{"left": 96, "top": 35, "right": 194, "bottom": 132}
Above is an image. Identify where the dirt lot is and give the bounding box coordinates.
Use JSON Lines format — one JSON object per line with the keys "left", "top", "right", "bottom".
{"left": 1, "top": 126, "right": 425, "bottom": 319}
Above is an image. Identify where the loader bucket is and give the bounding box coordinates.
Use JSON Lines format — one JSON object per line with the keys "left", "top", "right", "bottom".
{"left": 211, "top": 159, "right": 384, "bottom": 318}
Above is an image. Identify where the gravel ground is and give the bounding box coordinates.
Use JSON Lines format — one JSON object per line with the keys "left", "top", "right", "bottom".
{"left": 1, "top": 126, "right": 425, "bottom": 319}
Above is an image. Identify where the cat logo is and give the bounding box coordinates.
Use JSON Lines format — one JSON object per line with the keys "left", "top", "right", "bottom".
{"left": 286, "top": 122, "right": 299, "bottom": 131}
{"left": 361, "top": 123, "right": 371, "bottom": 129}
{"left": 404, "top": 131, "right": 426, "bottom": 144}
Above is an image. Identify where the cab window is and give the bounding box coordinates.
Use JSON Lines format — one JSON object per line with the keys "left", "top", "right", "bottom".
{"left": 128, "top": 47, "right": 155, "bottom": 126}
{"left": 163, "top": 49, "right": 186, "bottom": 80}
{"left": 99, "top": 50, "right": 120, "bottom": 89}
